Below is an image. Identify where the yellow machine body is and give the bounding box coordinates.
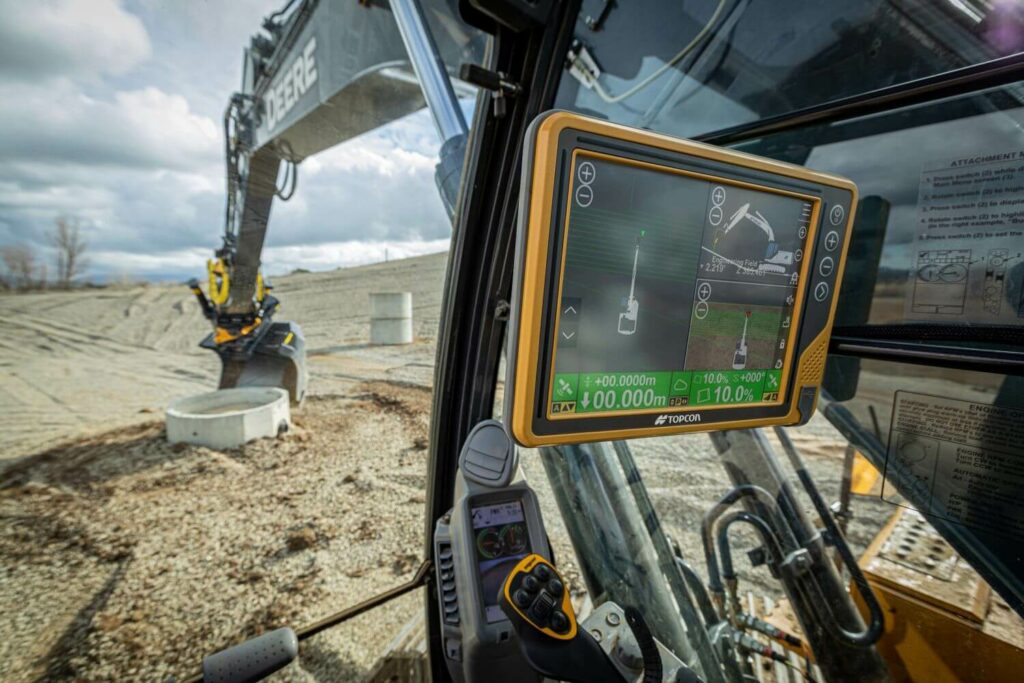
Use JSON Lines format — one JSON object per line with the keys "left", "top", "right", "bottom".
{"left": 854, "top": 508, "right": 1024, "bottom": 683}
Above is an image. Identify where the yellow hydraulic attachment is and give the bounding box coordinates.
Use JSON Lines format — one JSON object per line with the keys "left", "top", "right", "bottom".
{"left": 214, "top": 317, "right": 262, "bottom": 345}
{"left": 204, "top": 260, "right": 272, "bottom": 345}
{"left": 207, "top": 258, "right": 231, "bottom": 306}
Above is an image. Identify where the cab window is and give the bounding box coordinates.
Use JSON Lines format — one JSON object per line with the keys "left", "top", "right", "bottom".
{"left": 557, "top": 0, "right": 1024, "bottom": 139}
{"left": 525, "top": 1, "right": 1024, "bottom": 680}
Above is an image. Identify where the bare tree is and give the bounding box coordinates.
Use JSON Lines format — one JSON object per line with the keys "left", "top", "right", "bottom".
{"left": 1, "top": 244, "right": 39, "bottom": 290}
{"left": 50, "top": 216, "right": 88, "bottom": 289}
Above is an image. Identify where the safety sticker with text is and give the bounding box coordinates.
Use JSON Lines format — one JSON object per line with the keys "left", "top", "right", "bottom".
{"left": 883, "top": 391, "right": 1024, "bottom": 540}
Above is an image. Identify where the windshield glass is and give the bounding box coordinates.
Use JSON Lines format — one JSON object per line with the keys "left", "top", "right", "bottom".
{"left": 556, "top": 0, "right": 1024, "bottom": 139}
{"left": 533, "top": 2, "right": 1024, "bottom": 681}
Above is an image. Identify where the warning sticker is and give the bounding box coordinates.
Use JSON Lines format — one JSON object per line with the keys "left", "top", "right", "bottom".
{"left": 908, "top": 151, "right": 1024, "bottom": 324}
{"left": 883, "top": 391, "right": 1024, "bottom": 540}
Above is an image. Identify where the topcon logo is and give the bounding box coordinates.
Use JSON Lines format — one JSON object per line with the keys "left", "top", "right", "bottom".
{"left": 654, "top": 413, "right": 702, "bottom": 426}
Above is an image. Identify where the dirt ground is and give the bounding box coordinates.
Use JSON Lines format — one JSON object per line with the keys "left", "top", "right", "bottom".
{"left": 2, "top": 254, "right": 1017, "bottom": 681}
{"left": 0, "top": 254, "right": 450, "bottom": 681}
{"left": 0, "top": 253, "right": 448, "bottom": 460}
{"left": 0, "top": 383, "right": 437, "bottom": 682}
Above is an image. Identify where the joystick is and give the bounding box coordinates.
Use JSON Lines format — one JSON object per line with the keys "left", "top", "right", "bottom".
{"left": 499, "top": 554, "right": 627, "bottom": 682}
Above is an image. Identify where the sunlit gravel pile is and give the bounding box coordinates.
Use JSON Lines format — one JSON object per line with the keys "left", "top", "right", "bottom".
{"left": 0, "top": 252, "right": 925, "bottom": 682}
{"left": 0, "top": 383, "right": 434, "bottom": 682}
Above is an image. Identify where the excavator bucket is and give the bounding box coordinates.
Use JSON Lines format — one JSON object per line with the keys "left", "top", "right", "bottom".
{"left": 208, "top": 321, "right": 308, "bottom": 404}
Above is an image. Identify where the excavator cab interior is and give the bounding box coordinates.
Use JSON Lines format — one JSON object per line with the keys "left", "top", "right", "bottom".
{"left": 184, "top": 0, "right": 1024, "bottom": 679}
{"left": 44, "top": 0, "right": 1021, "bottom": 681}
{"left": 180, "top": 1, "right": 1024, "bottom": 679}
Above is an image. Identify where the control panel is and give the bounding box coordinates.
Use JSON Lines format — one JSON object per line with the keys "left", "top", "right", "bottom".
{"left": 502, "top": 554, "right": 576, "bottom": 639}
{"left": 433, "top": 420, "right": 550, "bottom": 683}
{"left": 505, "top": 111, "right": 857, "bottom": 446}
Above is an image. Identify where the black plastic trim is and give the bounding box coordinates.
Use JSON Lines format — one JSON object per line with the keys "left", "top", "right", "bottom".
{"left": 829, "top": 337, "right": 1024, "bottom": 376}
{"left": 424, "top": 3, "right": 582, "bottom": 681}
{"left": 696, "top": 52, "right": 1024, "bottom": 147}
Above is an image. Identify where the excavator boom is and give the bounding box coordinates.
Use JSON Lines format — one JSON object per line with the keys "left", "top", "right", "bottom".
{"left": 190, "top": 0, "right": 483, "bottom": 402}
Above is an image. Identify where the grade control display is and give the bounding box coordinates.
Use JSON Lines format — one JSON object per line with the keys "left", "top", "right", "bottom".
{"left": 472, "top": 502, "right": 531, "bottom": 623}
{"left": 550, "top": 153, "right": 812, "bottom": 416}
{"left": 505, "top": 111, "right": 856, "bottom": 446}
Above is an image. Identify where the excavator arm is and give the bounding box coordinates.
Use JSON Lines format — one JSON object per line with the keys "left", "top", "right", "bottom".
{"left": 190, "top": 0, "right": 483, "bottom": 402}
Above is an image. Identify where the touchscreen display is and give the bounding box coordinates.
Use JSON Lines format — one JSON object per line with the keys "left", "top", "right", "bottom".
{"left": 471, "top": 501, "right": 531, "bottom": 623}
{"left": 550, "top": 152, "right": 815, "bottom": 417}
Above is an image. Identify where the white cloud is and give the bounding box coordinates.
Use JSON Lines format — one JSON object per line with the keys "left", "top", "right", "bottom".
{"left": 0, "top": 1, "right": 464, "bottom": 284}
{"left": 312, "top": 137, "right": 436, "bottom": 177}
{"left": 0, "top": 0, "right": 151, "bottom": 81}
{"left": 266, "top": 106, "right": 453, "bottom": 248}
{"left": 0, "top": 81, "right": 220, "bottom": 170}
{"left": 262, "top": 238, "right": 451, "bottom": 275}
{"left": 0, "top": 161, "right": 222, "bottom": 259}
{"left": 88, "top": 245, "right": 210, "bottom": 282}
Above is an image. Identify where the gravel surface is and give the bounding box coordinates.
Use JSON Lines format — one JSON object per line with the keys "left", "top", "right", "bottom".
{"left": 3, "top": 252, "right": 993, "bottom": 682}
{"left": 0, "top": 253, "right": 448, "bottom": 459}
{"left": 1, "top": 382, "right": 434, "bottom": 682}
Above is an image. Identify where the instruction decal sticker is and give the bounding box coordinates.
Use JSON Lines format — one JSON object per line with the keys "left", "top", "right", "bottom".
{"left": 908, "top": 151, "right": 1024, "bottom": 324}
{"left": 883, "top": 391, "right": 1024, "bottom": 540}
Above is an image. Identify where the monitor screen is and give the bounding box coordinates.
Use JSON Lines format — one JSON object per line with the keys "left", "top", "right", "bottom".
{"left": 471, "top": 501, "right": 531, "bottom": 623}
{"left": 548, "top": 152, "right": 815, "bottom": 418}
{"left": 505, "top": 111, "right": 855, "bottom": 446}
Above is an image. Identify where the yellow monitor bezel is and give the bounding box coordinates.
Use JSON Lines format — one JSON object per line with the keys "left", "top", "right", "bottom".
{"left": 507, "top": 112, "right": 857, "bottom": 447}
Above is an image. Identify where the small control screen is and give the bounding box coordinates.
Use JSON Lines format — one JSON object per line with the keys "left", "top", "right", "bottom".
{"left": 506, "top": 111, "right": 855, "bottom": 446}
{"left": 471, "top": 501, "right": 531, "bottom": 622}
{"left": 549, "top": 153, "right": 814, "bottom": 417}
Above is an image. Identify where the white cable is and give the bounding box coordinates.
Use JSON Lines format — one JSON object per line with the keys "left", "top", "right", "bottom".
{"left": 590, "top": 0, "right": 730, "bottom": 104}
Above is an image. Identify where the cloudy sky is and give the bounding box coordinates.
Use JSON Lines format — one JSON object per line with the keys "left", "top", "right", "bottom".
{"left": 0, "top": 0, "right": 461, "bottom": 283}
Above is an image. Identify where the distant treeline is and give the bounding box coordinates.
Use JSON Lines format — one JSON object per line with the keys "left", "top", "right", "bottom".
{"left": 1, "top": 217, "right": 88, "bottom": 292}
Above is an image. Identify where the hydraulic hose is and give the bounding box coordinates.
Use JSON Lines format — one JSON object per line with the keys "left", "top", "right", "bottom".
{"left": 715, "top": 510, "right": 786, "bottom": 620}
{"left": 772, "top": 427, "right": 884, "bottom": 647}
{"left": 624, "top": 606, "right": 664, "bottom": 683}
{"left": 715, "top": 511, "right": 783, "bottom": 582}
{"left": 701, "top": 484, "right": 796, "bottom": 600}
{"left": 736, "top": 613, "right": 804, "bottom": 650}
{"left": 275, "top": 159, "right": 298, "bottom": 200}
{"left": 223, "top": 100, "right": 240, "bottom": 235}
{"left": 274, "top": 140, "right": 298, "bottom": 200}
{"left": 709, "top": 508, "right": 858, "bottom": 662}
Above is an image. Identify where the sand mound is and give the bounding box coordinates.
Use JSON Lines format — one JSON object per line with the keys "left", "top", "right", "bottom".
{"left": 0, "top": 383, "right": 433, "bottom": 682}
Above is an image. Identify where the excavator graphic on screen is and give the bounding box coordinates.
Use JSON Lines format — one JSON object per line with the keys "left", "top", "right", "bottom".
{"left": 618, "top": 231, "right": 645, "bottom": 335}
{"left": 732, "top": 310, "right": 751, "bottom": 369}
{"left": 714, "top": 203, "right": 793, "bottom": 274}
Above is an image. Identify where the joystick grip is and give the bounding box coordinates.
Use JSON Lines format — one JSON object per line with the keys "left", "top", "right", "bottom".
{"left": 501, "top": 554, "right": 576, "bottom": 639}
{"left": 499, "top": 554, "right": 626, "bottom": 683}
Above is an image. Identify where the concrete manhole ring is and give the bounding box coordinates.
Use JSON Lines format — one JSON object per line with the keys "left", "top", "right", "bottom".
{"left": 166, "top": 387, "right": 291, "bottom": 449}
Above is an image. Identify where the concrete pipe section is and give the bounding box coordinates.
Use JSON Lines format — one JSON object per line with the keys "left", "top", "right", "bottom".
{"left": 370, "top": 291, "right": 414, "bottom": 345}
{"left": 166, "top": 387, "right": 291, "bottom": 449}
